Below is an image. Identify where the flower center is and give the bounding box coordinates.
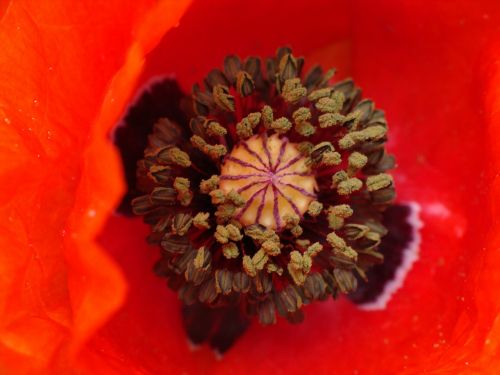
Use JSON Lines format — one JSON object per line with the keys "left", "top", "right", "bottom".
{"left": 130, "top": 46, "right": 397, "bottom": 346}
{"left": 219, "top": 133, "right": 317, "bottom": 230}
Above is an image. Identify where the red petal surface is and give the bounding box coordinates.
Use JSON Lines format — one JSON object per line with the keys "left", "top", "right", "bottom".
{"left": 95, "top": 0, "right": 500, "bottom": 374}
{"left": 1, "top": 0, "right": 500, "bottom": 373}
{"left": 0, "top": 0, "right": 191, "bottom": 373}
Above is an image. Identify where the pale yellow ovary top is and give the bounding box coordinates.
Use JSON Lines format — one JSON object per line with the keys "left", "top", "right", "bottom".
{"left": 219, "top": 133, "right": 318, "bottom": 230}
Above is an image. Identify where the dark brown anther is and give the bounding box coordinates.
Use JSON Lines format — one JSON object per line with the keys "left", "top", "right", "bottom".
{"left": 321, "top": 270, "right": 339, "bottom": 297}
{"left": 244, "top": 56, "right": 262, "bottom": 80}
{"left": 273, "top": 291, "right": 287, "bottom": 317}
{"left": 310, "top": 142, "right": 334, "bottom": 165}
{"left": 344, "top": 224, "right": 371, "bottom": 240}
{"left": 370, "top": 186, "right": 396, "bottom": 204}
{"left": 265, "top": 58, "right": 276, "bottom": 81}
{"left": 142, "top": 206, "right": 169, "bottom": 228}
{"left": 189, "top": 116, "right": 208, "bottom": 138}
{"left": 150, "top": 187, "right": 177, "bottom": 205}
{"left": 160, "top": 234, "right": 192, "bottom": 255}
{"left": 280, "top": 285, "right": 302, "bottom": 313}
{"left": 303, "top": 273, "right": 327, "bottom": 300}
{"left": 192, "top": 83, "right": 214, "bottom": 116}
{"left": 232, "top": 272, "right": 251, "bottom": 293}
{"left": 171, "top": 213, "right": 193, "bottom": 236}
{"left": 317, "top": 68, "right": 335, "bottom": 87}
{"left": 353, "top": 99, "right": 375, "bottom": 125}
{"left": 185, "top": 250, "right": 211, "bottom": 285}
{"left": 357, "top": 231, "right": 382, "bottom": 250}
{"left": 131, "top": 195, "right": 155, "bottom": 215}
{"left": 236, "top": 71, "right": 255, "bottom": 97}
{"left": 365, "top": 110, "right": 388, "bottom": 131}
{"left": 331, "top": 79, "right": 354, "bottom": 97}
{"left": 148, "top": 165, "right": 172, "bottom": 184}
{"left": 156, "top": 146, "right": 191, "bottom": 167}
{"left": 295, "top": 57, "right": 305, "bottom": 78}
{"left": 152, "top": 214, "right": 173, "bottom": 233}
{"left": 364, "top": 148, "right": 385, "bottom": 166}
{"left": 258, "top": 299, "right": 277, "bottom": 325}
{"left": 275, "top": 46, "right": 292, "bottom": 64}
{"left": 212, "top": 84, "right": 235, "bottom": 112}
{"left": 169, "top": 248, "right": 196, "bottom": 274}
{"left": 215, "top": 269, "right": 233, "bottom": 295}
{"left": 205, "top": 69, "right": 230, "bottom": 90}
{"left": 184, "top": 264, "right": 208, "bottom": 286}
{"left": 333, "top": 268, "right": 358, "bottom": 294}
{"left": 224, "top": 55, "right": 242, "bottom": 85}
{"left": 303, "top": 65, "right": 323, "bottom": 89}
{"left": 199, "top": 278, "right": 219, "bottom": 304}
{"left": 278, "top": 53, "right": 298, "bottom": 83}
{"left": 253, "top": 272, "right": 272, "bottom": 294}
{"left": 332, "top": 79, "right": 361, "bottom": 112}
{"left": 179, "top": 283, "right": 198, "bottom": 305}
{"left": 330, "top": 254, "right": 357, "bottom": 269}
{"left": 365, "top": 150, "right": 395, "bottom": 174}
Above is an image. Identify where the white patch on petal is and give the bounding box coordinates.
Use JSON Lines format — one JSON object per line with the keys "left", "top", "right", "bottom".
{"left": 424, "top": 201, "right": 465, "bottom": 238}
{"left": 358, "top": 202, "right": 423, "bottom": 311}
{"left": 424, "top": 202, "right": 450, "bottom": 218}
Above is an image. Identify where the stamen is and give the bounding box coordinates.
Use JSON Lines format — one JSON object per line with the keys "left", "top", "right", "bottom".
{"left": 315, "top": 94, "right": 343, "bottom": 113}
{"left": 161, "top": 147, "right": 191, "bottom": 167}
{"left": 270, "top": 117, "right": 292, "bottom": 134}
{"left": 236, "top": 71, "right": 255, "bottom": 97}
{"left": 222, "top": 242, "right": 239, "bottom": 259}
{"left": 337, "top": 177, "right": 363, "bottom": 195}
{"left": 173, "top": 177, "right": 193, "bottom": 206}
{"left": 308, "top": 87, "right": 332, "bottom": 101}
{"left": 213, "top": 84, "right": 235, "bottom": 111}
{"left": 282, "top": 78, "right": 307, "bottom": 103}
{"left": 307, "top": 201, "right": 323, "bottom": 217}
{"left": 193, "top": 212, "right": 210, "bottom": 230}
{"left": 205, "top": 119, "right": 227, "bottom": 137}
{"left": 366, "top": 173, "right": 394, "bottom": 191}
{"left": 200, "top": 175, "right": 219, "bottom": 193}
{"left": 191, "top": 135, "right": 227, "bottom": 160}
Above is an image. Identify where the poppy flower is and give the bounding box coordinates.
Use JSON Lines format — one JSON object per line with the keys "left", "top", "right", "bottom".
{"left": 1, "top": 0, "right": 500, "bottom": 374}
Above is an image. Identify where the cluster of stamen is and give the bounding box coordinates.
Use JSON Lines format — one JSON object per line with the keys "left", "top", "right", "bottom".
{"left": 132, "top": 47, "right": 395, "bottom": 325}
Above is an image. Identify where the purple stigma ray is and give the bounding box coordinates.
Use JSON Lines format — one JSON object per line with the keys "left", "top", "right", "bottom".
{"left": 235, "top": 185, "right": 269, "bottom": 220}
{"left": 225, "top": 156, "right": 269, "bottom": 173}
{"left": 277, "top": 181, "right": 316, "bottom": 198}
{"left": 271, "top": 184, "right": 281, "bottom": 228}
{"left": 255, "top": 185, "right": 269, "bottom": 223}
{"left": 275, "top": 172, "right": 314, "bottom": 178}
{"left": 237, "top": 179, "right": 268, "bottom": 193}
{"left": 275, "top": 154, "right": 302, "bottom": 173}
{"left": 220, "top": 173, "right": 268, "bottom": 180}
{"left": 262, "top": 134, "right": 273, "bottom": 169}
{"left": 272, "top": 138, "right": 288, "bottom": 171}
{"left": 275, "top": 186, "right": 301, "bottom": 216}
{"left": 242, "top": 141, "right": 268, "bottom": 169}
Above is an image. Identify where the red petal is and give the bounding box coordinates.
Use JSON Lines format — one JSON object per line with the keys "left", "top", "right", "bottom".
{"left": 94, "top": 0, "right": 500, "bottom": 373}
{"left": 0, "top": 0, "right": 190, "bottom": 372}
{"left": 3, "top": 0, "right": 500, "bottom": 372}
